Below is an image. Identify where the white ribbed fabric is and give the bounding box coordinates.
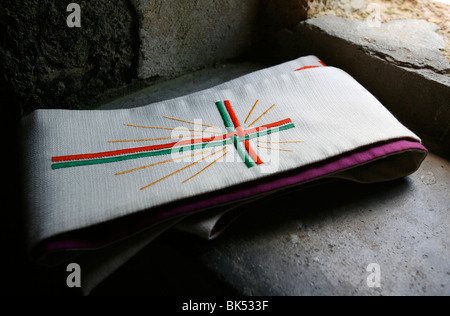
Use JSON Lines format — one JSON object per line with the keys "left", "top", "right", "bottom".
{"left": 20, "top": 56, "right": 427, "bottom": 294}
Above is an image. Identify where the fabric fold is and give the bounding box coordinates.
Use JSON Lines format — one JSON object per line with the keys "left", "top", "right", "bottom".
{"left": 20, "top": 55, "right": 427, "bottom": 292}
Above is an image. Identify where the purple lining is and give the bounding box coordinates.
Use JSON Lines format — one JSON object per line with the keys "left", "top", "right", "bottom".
{"left": 33, "top": 139, "right": 427, "bottom": 258}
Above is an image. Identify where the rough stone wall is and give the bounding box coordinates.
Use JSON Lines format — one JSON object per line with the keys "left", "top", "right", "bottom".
{"left": 1, "top": 0, "right": 263, "bottom": 117}
{"left": 1, "top": 0, "right": 138, "bottom": 117}
{"left": 258, "top": 0, "right": 309, "bottom": 35}
{"left": 134, "top": 0, "right": 260, "bottom": 79}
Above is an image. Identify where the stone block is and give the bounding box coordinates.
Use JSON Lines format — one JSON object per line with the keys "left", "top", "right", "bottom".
{"left": 307, "top": 17, "right": 450, "bottom": 77}
{"left": 134, "top": 0, "right": 260, "bottom": 79}
{"left": 1, "top": 0, "right": 138, "bottom": 116}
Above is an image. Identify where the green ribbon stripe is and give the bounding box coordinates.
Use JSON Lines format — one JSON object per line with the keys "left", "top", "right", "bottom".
{"left": 215, "top": 101, "right": 254, "bottom": 168}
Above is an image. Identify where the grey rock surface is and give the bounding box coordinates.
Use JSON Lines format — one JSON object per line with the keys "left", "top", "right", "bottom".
{"left": 197, "top": 153, "right": 450, "bottom": 296}
{"left": 1, "top": 0, "right": 262, "bottom": 116}
{"left": 307, "top": 17, "right": 450, "bottom": 75}
{"left": 134, "top": 0, "right": 260, "bottom": 79}
{"left": 1, "top": 0, "right": 138, "bottom": 116}
{"left": 270, "top": 16, "right": 450, "bottom": 159}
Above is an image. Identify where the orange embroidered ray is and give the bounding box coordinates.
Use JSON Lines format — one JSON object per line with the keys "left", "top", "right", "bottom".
{"left": 258, "top": 140, "right": 304, "bottom": 144}
{"left": 183, "top": 150, "right": 230, "bottom": 184}
{"left": 115, "top": 149, "right": 209, "bottom": 176}
{"left": 244, "top": 100, "right": 259, "bottom": 125}
{"left": 257, "top": 144, "right": 293, "bottom": 152}
{"left": 108, "top": 135, "right": 202, "bottom": 143}
{"left": 248, "top": 104, "right": 276, "bottom": 128}
{"left": 124, "top": 123, "right": 221, "bottom": 135}
{"left": 140, "top": 147, "right": 227, "bottom": 190}
{"left": 163, "top": 116, "right": 220, "bottom": 130}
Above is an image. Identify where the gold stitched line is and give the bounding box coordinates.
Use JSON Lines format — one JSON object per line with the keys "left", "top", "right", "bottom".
{"left": 258, "top": 140, "right": 304, "bottom": 144}
{"left": 163, "top": 116, "right": 220, "bottom": 130}
{"left": 244, "top": 99, "right": 260, "bottom": 124}
{"left": 248, "top": 104, "right": 276, "bottom": 127}
{"left": 124, "top": 123, "right": 221, "bottom": 135}
{"left": 140, "top": 147, "right": 228, "bottom": 190}
{"left": 108, "top": 135, "right": 202, "bottom": 143}
{"left": 182, "top": 150, "right": 230, "bottom": 184}
{"left": 115, "top": 150, "right": 208, "bottom": 176}
{"left": 257, "top": 145, "right": 293, "bottom": 152}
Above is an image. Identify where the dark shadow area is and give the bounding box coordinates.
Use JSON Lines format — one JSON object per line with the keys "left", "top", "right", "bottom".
{"left": 1, "top": 81, "right": 80, "bottom": 296}
{"left": 0, "top": 0, "right": 139, "bottom": 117}
{"left": 3, "top": 0, "right": 447, "bottom": 296}
{"left": 90, "top": 232, "right": 241, "bottom": 296}
{"left": 88, "top": 177, "right": 411, "bottom": 296}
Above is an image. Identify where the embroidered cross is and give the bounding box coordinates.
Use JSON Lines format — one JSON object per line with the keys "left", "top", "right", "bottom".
{"left": 51, "top": 100, "right": 295, "bottom": 170}
{"left": 50, "top": 99, "right": 301, "bottom": 190}
{"left": 50, "top": 59, "right": 327, "bottom": 189}
{"left": 217, "top": 100, "right": 279, "bottom": 168}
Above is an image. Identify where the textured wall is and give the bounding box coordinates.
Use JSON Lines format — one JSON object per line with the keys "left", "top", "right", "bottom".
{"left": 1, "top": 0, "right": 138, "bottom": 116}
{"left": 134, "top": 0, "right": 260, "bottom": 79}
{"left": 1, "top": 0, "right": 265, "bottom": 116}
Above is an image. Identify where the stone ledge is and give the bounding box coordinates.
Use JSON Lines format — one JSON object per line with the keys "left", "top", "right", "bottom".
{"left": 307, "top": 17, "right": 450, "bottom": 80}
{"left": 270, "top": 16, "right": 450, "bottom": 159}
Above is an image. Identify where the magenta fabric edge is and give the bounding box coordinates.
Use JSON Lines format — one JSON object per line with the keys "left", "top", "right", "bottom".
{"left": 208, "top": 140, "right": 428, "bottom": 237}
{"left": 34, "top": 140, "right": 427, "bottom": 256}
